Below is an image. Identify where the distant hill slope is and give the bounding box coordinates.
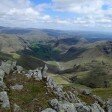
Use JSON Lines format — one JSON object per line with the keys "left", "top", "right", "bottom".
{"left": 59, "top": 41, "right": 112, "bottom": 69}
{"left": 0, "top": 26, "right": 112, "bottom": 71}
{"left": 0, "top": 26, "right": 112, "bottom": 42}
{"left": 0, "top": 34, "right": 29, "bottom": 53}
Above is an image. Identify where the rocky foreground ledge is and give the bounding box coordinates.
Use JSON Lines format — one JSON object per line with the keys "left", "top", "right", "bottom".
{"left": 0, "top": 61, "right": 112, "bottom": 112}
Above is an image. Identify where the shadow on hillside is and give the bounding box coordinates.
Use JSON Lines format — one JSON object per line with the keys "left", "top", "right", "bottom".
{"left": 18, "top": 47, "right": 87, "bottom": 62}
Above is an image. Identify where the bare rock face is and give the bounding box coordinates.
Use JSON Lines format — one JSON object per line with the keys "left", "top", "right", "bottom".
{"left": 0, "top": 91, "right": 10, "bottom": 109}
{"left": 41, "top": 108, "right": 56, "bottom": 112}
{"left": 10, "top": 84, "right": 23, "bottom": 90}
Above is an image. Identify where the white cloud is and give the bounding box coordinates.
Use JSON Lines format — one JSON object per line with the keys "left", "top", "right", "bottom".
{"left": 50, "top": 0, "right": 112, "bottom": 30}
{"left": 52, "top": 0, "right": 103, "bottom": 14}
{"left": 0, "top": 0, "right": 52, "bottom": 27}
{"left": 0, "top": 0, "right": 112, "bottom": 31}
{"left": 56, "top": 19, "right": 70, "bottom": 25}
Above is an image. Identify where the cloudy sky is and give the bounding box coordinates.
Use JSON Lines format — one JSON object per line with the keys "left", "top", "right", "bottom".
{"left": 0, "top": 0, "right": 112, "bottom": 31}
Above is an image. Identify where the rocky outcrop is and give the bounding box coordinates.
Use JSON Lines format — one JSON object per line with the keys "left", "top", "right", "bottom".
{"left": 16, "top": 66, "right": 23, "bottom": 73}
{"left": 50, "top": 99, "right": 77, "bottom": 112}
{"left": 13, "top": 103, "right": 23, "bottom": 112}
{"left": 0, "top": 69, "right": 5, "bottom": 82}
{"left": 80, "top": 89, "right": 92, "bottom": 95}
{"left": 41, "top": 64, "right": 48, "bottom": 79}
{"left": 10, "top": 84, "right": 23, "bottom": 90}
{"left": 0, "top": 81, "right": 6, "bottom": 90}
{"left": 24, "top": 64, "right": 106, "bottom": 112}
{"left": 106, "top": 99, "right": 112, "bottom": 112}
{"left": 0, "top": 61, "right": 16, "bottom": 74}
{"left": 25, "top": 68, "right": 42, "bottom": 80}
{"left": 47, "top": 76, "right": 64, "bottom": 99}
{"left": 0, "top": 91, "right": 10, "bottom": 109}
{"left": 0, "top": 61, "right": 110, "bottom": 112}
{"left": 0, "top": 61, "right": 24, "bottom": 110}
{"left": 48, "top": 99, "right": 105, "bottom": 112}
{"left": 41, "top": 108, "right": 56, "bottom": 112}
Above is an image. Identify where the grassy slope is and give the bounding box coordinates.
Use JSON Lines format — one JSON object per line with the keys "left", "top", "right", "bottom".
{"left": 17, "top": 56, "right": 45, "bottom": 70}
{"left": 48, "top": 73, "right": 70, "bottom": 85}
{"left": 60, "top": 46, "right": 112, "bottom": 69}
{"left": 4, "top": 73, "right": 56, "bottom": 112}
{"left": 93, "top": 88, "right": 112, "bottom": 100}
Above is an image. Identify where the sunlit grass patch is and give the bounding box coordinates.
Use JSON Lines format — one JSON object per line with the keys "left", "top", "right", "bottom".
{"left": 48, "top": 73, "right": 70, "bottom": 85}
{"left": 11, "top": 53, "right": 20, "bottom": 59}
{"left": 93, "top": 87, "right": 112, "bottom": 100}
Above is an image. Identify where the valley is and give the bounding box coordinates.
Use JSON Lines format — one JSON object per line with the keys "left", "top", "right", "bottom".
{"left": 0, "top": 26, "right": 112, "bottom": 111}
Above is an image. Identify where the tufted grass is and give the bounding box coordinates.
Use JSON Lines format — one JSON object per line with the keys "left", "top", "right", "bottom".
{"left": 4, "top": 73, "right": 57, "bottom": 112}
{"left": 93, "top": 87, "right": 112, "bottom": 100}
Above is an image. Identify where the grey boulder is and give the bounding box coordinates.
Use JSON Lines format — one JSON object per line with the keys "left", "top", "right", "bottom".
{"left": 0, "top": 91, "right": 10, "bottom": 109}
{"left": 0, "top": 69, "right": 5, "bottom": 81}
{"left": 41, "top": 108, "right": 56, "bottom": 112}
{"left": 10, "top": 84, "right": 23, "bottom": 90}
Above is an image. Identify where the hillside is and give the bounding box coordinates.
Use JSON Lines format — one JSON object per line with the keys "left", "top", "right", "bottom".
{"left": 0, "top": 61, "right": 112, "bottom": 112}
{"left": 0, "top": 34, "right": 29, "bottom": 54}
{"left": 0, "top": 27, "right": 112, "bottom": 112}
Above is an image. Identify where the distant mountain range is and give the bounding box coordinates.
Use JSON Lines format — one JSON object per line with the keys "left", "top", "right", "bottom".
{"left": 0, "top": 26, "right": 112, "bottom": 71}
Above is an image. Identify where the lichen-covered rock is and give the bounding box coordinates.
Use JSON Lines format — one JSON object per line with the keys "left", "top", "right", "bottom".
{"left": 26, "top": 68, "right": 43, "bottom": 80}
{"left": 0, "top": 81, "right": 6, "bottom": 89}
{"left": 49, "top": 99, "right": 105, "bottom": 112}
{"left": 13, "top": 104, "right": 23, "bottom": 112}
{"left": 0, "top": 91, "right": 10, "bottom": 109}
{"left": 41, "top": 108, "right": 56, "bottom": 112}
{"left": 106, "top": 99, "right": 112, "bottom": 112}
{"left": 50, "top": 99, "right": 77, "bottom": 112}
{"left": 25, "top": 70, "right": 33, "bottom": 78}
{"left": 64, "top": 91, "right": 81, "bottom": 103}
{"left": 49, "top": 99, "right": 59, "bottom": 110}
{"left": 47, "top": 76, "right": 64, "bottom": 99}
{"left": 0, "top": 69, "right": 5, "bottom": 81}
{"left": 92, "top": 95, "right": 105, "bottom": 106}
{"left": 81, "top": 89, "right": 92, "bottom": 95}
{"left": 10, "top": 84, "right": 23, "bottom": 90}
{"left": 42, "top": 64, "right": 48, "bottom": 79}
{"left": 90, "top": 103, "right": 105, "bottom": 112}
{"left": 75, "top": 103, "right": 91, "bottom": 112}
{"left": 1, "top": 61, "right": 12, "bottom": 74}
{"left": 58, "top": 101, "right": 77, "bottom": 112}
{"left": 16, "top": 66, "right": 23, "bottom": 73}
{"left": 11, "top": 61, "right": 17, "bottom": 70}
{"left": 32, "top": 69, "right": 42, "bottom": 80}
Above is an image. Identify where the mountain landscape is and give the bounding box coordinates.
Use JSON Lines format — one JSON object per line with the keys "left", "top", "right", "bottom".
{"left": 0, "top": 26, "right": 112, "bottom": 111}
{"left": 1, "top": 0, "right": 112, "bottom": 111}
